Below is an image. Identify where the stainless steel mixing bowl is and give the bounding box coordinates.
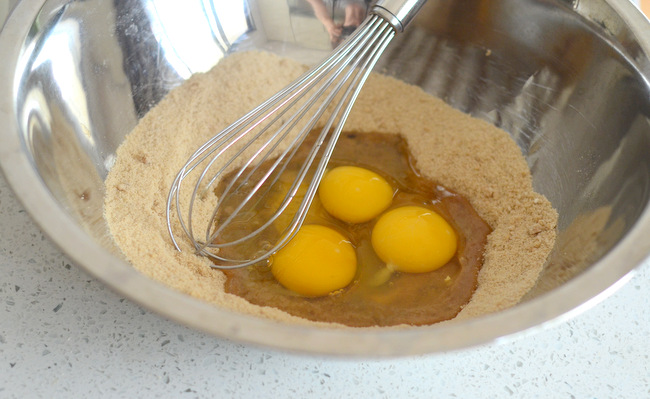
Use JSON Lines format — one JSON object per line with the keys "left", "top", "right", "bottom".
{"left": 1, "top": 0, "right": 650, "bottom": 356}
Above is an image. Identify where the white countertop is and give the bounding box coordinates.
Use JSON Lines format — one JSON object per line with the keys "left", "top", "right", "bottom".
{"left": 1, "top": 172, "right": 650, "bottom": 398}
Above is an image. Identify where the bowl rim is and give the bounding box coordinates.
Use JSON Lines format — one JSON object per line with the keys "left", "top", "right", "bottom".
{"left": 1, "top": 0, "right": 649, "bottom": 356}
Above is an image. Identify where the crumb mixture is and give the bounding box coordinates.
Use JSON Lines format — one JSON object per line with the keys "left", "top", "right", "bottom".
{"left": 104, "top": 51, "right": 558, "bottom": 326}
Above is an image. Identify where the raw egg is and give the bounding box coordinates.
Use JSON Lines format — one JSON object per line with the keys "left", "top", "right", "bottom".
{"left": 371, "top": 206, "right": 457, "bottom": 273}
{"left": 270, "top": 224, "right": 357, "bottom": 297}
{"left": 318, "top": 166, "right": 393, "bottom": 223}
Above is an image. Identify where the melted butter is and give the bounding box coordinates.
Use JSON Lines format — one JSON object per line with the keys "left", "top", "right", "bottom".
{"left": 221, "top": 132, "right": 491, "bottom": 327}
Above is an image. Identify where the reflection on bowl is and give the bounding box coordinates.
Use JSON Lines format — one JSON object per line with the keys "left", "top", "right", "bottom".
{"left": 1, "top": 0, "right": 650, "bottom": 355}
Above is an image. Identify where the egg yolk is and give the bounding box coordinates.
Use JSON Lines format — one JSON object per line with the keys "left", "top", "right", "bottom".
{"left": 318, "top": 166, "right": 393, "bottom": 224}
{"left": 371, "top": 206, "right": 457, "bottom": 273}
{"left": 270, "top": 224, "right": 357, "bottom": 297}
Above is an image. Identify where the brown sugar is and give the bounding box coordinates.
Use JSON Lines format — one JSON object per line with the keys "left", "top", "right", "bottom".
{"left": 103, "top": 51, "right": 558, "bottom": 327}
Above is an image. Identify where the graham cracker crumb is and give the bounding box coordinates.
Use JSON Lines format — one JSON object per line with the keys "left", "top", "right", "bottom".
{"left": 104, "top": 51, "right": 557, "bottom": 327}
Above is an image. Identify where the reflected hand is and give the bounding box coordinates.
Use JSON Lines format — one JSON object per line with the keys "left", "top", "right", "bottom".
{"left": 325, "top": 22, "right": 342, "bottom": 42}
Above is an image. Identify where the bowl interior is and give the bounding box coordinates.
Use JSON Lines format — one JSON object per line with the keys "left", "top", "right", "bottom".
{"left": 2, "top": 0, "right": 650, "bottom": 354}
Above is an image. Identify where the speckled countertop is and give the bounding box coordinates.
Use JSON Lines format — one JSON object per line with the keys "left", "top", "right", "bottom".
{"left": 1, "top": 172, "right": 649, "bottom": 398}
{"left": 2, "top": 1, "right": 650, "bottom": 398}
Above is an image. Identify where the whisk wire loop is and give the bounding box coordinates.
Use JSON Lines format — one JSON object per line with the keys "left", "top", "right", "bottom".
{"left": 166, "top": 1, "right": 422, "bottom": 268}
{"left": 203, "top": 18, "right": 394, "bottom": 250}
{"left": 167, "top": 16, "right": 384, "bottom": 253}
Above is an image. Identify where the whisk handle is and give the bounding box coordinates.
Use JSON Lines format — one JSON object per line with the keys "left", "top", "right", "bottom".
{"left": 372, "top": 0, "right": 428, "bottom": 32}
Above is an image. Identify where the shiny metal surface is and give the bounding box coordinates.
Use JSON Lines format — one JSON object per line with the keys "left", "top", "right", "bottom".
{"left": 1, "top": 0, "right": 649, "bottom": 355}
{"left": 373, "top": 0, "right": 428, "bottom": 31}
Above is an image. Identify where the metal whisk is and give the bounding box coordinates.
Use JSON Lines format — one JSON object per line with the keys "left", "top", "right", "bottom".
{"left": 166, "top": 0, "right": 427, "bottom": 269}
